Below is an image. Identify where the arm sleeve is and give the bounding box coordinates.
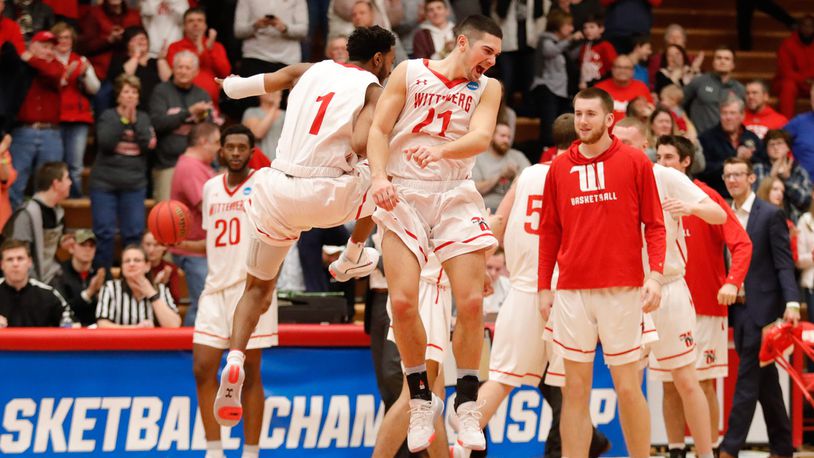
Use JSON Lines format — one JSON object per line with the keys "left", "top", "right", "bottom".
{"left": 284, "top": 0, "right": 309, "bottom": 39}
{"left": 639, "top": 162, "right": 666, "bottom": 274}
{"left": 8, "top": 211, "right": 34, "bottom": 244}
{"left": 664, "top": 167, "right": 708, "bottom": 203}
{"left": 26, "top": 57, "right": 64, "bottom": 88}
{"left": 540, "top": 37, "right": 574, "bottom": 58}
{"left": 159, "top": 284, "right": 177, "bottom": 311}
{"left": 208, "top": 42, "right": 232, "bottom": 77}
{"left": 233, "top": 0, "right": 255, "bottom": 39}
{"left": 95, "top": 110, "right": 126, "bottom": 154}
{"left": 797, "top": 216, "right": 814, "bottom": 269}
{"left": 720, "top": 200, "right": 752, "bottom": 286}
{"left": 134, "top": 111, "right": 156, "bottom": 151}
{"left": 149, "top": 87, "right": 189, "bottom": 134}
{"left": 95, "top": 282, "right": 114, "bottom": 321}
{"left": 784, "top": 166, "right": 812, "bottom": 213}
{"left": 537, "top": 165, "right": 562, "bottom": 290}
{"left": 768, "top": 207, "right": 801, "bottom": 302}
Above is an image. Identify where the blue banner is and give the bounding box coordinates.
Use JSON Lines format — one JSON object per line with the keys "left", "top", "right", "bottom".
{"left": 0, "top": 348, "right": 629, "bottom": 456}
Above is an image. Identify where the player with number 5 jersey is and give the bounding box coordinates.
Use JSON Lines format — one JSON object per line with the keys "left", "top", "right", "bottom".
{"left": 368, "top": 15, "right": 503, "bottom": 454}
{"left": 210, "top": 26, "right": 397, "bottom": 429}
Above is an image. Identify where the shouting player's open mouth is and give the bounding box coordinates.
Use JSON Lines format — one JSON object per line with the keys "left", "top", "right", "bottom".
{"left": 473, "top": 64, "right": 487, "bottom": 79}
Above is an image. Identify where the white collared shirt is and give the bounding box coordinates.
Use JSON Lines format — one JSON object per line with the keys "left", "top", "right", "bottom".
{"left": 733, "top": 191, "right": 756, "bottom": 230}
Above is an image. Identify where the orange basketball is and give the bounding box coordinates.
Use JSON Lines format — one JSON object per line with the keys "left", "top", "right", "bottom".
{"left": 147, "top": 200, "right": 192, "bottom": 245}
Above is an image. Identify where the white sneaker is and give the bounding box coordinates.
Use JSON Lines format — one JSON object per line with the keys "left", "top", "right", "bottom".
{"left": 450, "top": 401, "right": 485, "bottom": 451}
{"left": 452, "top": 442, "right": 472, "bottom": 458}
{"left": 329, "top": 247, "right": 380, "bottom": 282}
{"left": 407, "top": 393, "right": 443, "bottom": 452}
{"left": 213, "top": 360, "right": 244, "bottom": 427}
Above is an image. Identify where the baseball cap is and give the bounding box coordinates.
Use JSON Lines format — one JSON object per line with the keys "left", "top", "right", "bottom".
{"left": 31, "top": 31, "right": 57, "bottom": 44}
{"left": 75, "top": 229, "right": 97, "bottom": 245}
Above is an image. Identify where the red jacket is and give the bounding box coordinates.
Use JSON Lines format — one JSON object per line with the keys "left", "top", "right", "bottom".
{"left": 776, "top": 32, "right": 814, "bottom": 84}
{"left": 43, "top": 0, "right": 78, "bottom": 19}
{"left": 0, "top": 17, "right": 24, "bottom": 55}
{"left": 538, "top": 136, "right": 666, "bottom": 290}
{"left": 683, "top": 179, "right": 752, "bottom": 316}
{"left": 78, "top": 5, "right": 142, "bottom": 80}
{"left": 167, "top": 37, "right": 231, "bottom": 105}
{"left": 744, "top": 105, "right": 788, "bottom": 139}
{"left": 17, "top": 56, "right": 64, "bottom": 125}
{"left": 59, "top": 52, "right": 95, "bottom": 124}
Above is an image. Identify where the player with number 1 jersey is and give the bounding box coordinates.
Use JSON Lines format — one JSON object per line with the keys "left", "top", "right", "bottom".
{"left": 211, "top": 26, "right": 397, "bottom": 428}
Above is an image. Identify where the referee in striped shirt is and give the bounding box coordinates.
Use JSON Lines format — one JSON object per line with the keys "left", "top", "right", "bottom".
{"left": 96, "top": 245, "right": 181, "bottom": 328}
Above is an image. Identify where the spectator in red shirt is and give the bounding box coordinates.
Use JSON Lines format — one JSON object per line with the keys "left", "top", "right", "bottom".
{"left": 744, "top": 80, "right": 788, "bottom": 139}
{"left": 77, "top": 0, "right": 142, "bottom": 81}
{"left": 774, "top": 14, "right": 814, "bottom": 119}
{"left": 142, "top": 230, "right": 182, "bottom": 305}
{"left": 0, "top": 1, "right": 24, "bottom": 55}
{"left": 169, "top": 122, "right": 220, "bottom": 326}
{"left": 578, "top": 14, "right": 617, "bottom": 89}
{"left": 9, "top": 31, "right": 65, "bottom": 209}
{"left": 166, "top": 7, "right": 230, "bottom": 108}
{"left": 53, "top": 22, "right": 100, "bottom": 198}
{"left": 595, "top": 55, "right": 654, "bottom": 121}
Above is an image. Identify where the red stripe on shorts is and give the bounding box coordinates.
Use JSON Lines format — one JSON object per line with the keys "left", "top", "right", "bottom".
{"left": 553, "top": 339, "right": 597, "bottom": 354}
{"left": 603, "top": 345, "right": 642, "bottom": 357}
{"left": 433, "top": 233, "right": 496, "bottom": 253}
{"left": 427, "top": 343, "right": 444, "bottom": 351}
{"left": 489, "top": 368, "right": 543, "bottom": 379}
{"left": 656, "top": 345, "right": 695, "bottom": 362}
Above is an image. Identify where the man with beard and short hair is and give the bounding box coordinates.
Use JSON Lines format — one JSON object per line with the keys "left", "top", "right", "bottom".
{"left": 538, "top": 87, "right": 666, "bottom": 458}
{"left": 472, "top": 121, "right": 531, "bottom": 211}
{"left": 192, "top": 124, "right": 275, "bottom": 458}
{"left": 743, "top": 80, "right": 788, "bottom": 139}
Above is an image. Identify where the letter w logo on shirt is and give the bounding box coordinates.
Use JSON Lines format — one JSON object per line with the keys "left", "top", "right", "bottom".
{"left": 570, "top": 163, "right": 606, "bottom": 192}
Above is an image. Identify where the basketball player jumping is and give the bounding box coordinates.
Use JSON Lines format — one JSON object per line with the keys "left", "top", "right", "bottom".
{"left": 210, "top": 26, "right": 396, "bottom": 427}
{"left": 192, "top": 125, "right": 273, "bottom": 458}
{"left": 368, "top": 15, "right": 503, "bottom": 453}
{"left": 538, "top": 88, "right": 666, "bottom": 458}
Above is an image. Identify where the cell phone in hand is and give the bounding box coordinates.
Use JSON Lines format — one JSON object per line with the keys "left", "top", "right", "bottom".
{"left": 265, "top": 14, "right": 276, "bottom": 20}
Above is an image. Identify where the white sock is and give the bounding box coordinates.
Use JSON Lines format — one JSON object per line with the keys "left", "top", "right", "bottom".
{"left": 343, "top": 238, "right": 364, "bottom": 262}
{"left": 242, "top": 443, "right": 260, "bottom": 458}
{"left": 699, "top": 453, "right": 714, "bottom": 458}
{"left": 668, "top": 443, "right": 685, "bottom": 450}
{"left": 227, "top": 349, "right": 245, "bottom": 366}
{"left": 205, "top": 441, "right": 225, "bottom": 458}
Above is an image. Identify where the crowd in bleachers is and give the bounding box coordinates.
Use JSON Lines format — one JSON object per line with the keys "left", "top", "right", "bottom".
{"left": 0, "top": 0, "right": 813, "bottom": 330}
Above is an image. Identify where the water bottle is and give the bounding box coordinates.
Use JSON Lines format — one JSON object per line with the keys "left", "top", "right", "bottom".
{"left": 60, "top": 313, "right": 74, "bottom": 329}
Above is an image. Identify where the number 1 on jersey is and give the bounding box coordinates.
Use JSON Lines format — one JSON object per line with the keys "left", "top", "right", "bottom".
{"left": 309, "top": 92, "right": 335, "bottom": 135}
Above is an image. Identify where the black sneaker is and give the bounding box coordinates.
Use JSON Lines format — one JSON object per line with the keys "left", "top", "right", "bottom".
{"left": 588, "top": 430, "right": 611, "bottom": 458}
{"left": 668, "top": 447, "right": 688, "bottom": 458}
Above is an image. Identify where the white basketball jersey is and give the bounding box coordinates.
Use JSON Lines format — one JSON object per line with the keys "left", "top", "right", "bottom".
{"left": 649, "top": 164, "right": 708, "bottom": 279}
{"left": 505, "top": 164, "right": 549, "bottom": 292}
{"left": 421, "top": 253, "right": 449, "bottom": 287}
{"left": 202, "top": 171, "right": 258, "bottom": 292}
{"left": 273, "top": 60, "right": 380, "bottom": 177}
{"left": 388, "top": 59, "right": 489, "bottom": 181}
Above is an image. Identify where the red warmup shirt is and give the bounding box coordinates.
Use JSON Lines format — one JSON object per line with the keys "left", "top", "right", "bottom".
{"left": 682, "top": 179, "right": 753, "bottom": 317}
{"left": 776, "top": 32, "right": 814, "bottom": 84}
{"left": 744, "top": 105, "right": 788, "bottom": 139}
{"left": 538, "top": 137, "right": 666, "bottom": 290}
{"left": 595, "top": 78, "right": 654, "bottom": 122}
{"left": 17, "top": 56, "right": 65, "bottom": 125}
{"left": 0, "top": 17, "right": 24, "bottom": 55}
{"left": 167, "top": 37, "right": 232, "bottom": 105}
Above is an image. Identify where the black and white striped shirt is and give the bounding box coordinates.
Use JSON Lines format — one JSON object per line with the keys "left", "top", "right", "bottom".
{"left": 95, "top": 280, "right": 177, "bottom": 326}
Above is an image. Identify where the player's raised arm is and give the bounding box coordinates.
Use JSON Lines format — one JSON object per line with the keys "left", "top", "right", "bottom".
{"left": 368, "top": 61, "right": 408, "bottom": 210}
{"left": 351, "top": 83, "right": 384, "bottom": 157}
{"left": 218, "top": 63, "right": 313, "bottom": 99}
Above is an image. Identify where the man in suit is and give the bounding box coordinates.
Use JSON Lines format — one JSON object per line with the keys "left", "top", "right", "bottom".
{"left": 720, "top": 156, "right": 800, "bottom": 458}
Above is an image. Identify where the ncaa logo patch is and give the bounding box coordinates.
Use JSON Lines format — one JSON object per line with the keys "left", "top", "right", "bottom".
{"left": 243, "top": 187, "right": 252, "bottom": 196}
{"left": 466, "top": 81, "right": 479, "bottom": 90}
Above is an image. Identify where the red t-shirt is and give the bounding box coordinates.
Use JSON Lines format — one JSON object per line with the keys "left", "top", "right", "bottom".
{"left": 594, "top": 79, "right": 654, "bottom": 122}
{"left": 578, "top": 40, "right": 618, "bottom": 82}
{"left": 538, "top": 137, "right": 666, "bottom": 290}
{"left": 744, "top": 105, "right": 788, "bottom": 139}
{"left": 682, "top": 179, "right": 753, "bottom": 316}
{"left": 169, "top": 154, "right": 215, "bottom": 256}
{"left": 0, "top": 17, "right": 24, "bottom": 55}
